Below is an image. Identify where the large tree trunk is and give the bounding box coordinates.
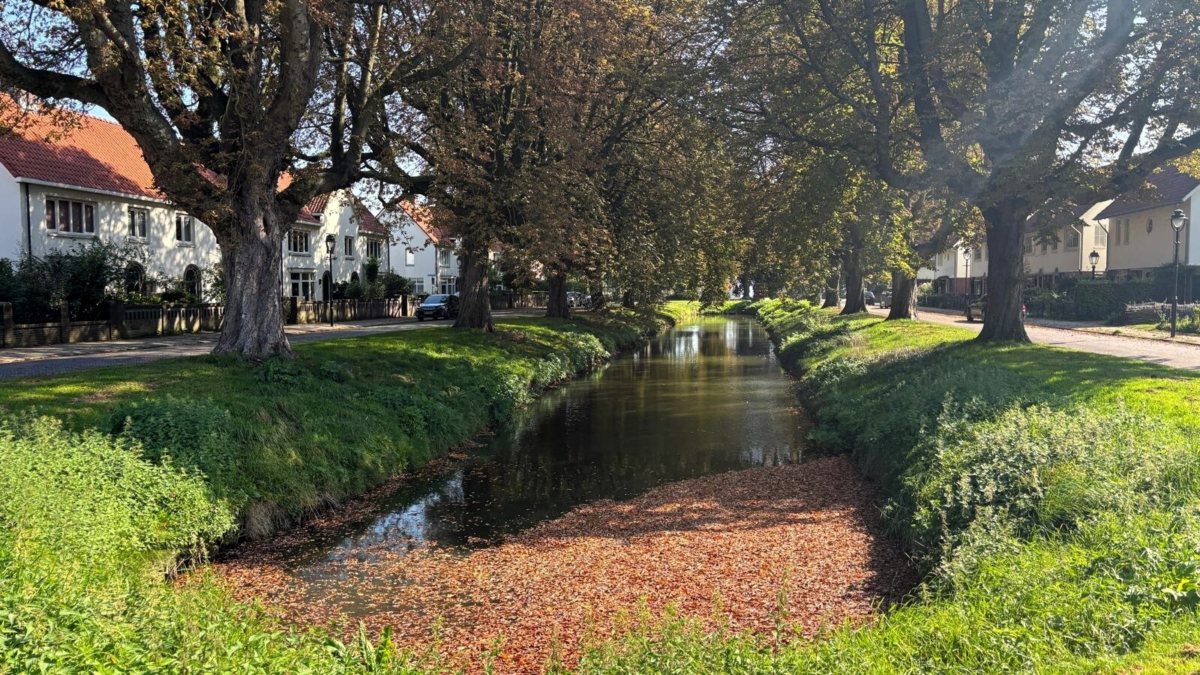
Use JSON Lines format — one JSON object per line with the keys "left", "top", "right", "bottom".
{"left": 622, "top": 290, "right": 636, "bottom": 308}
{"left": 978, "top": 204, "right": 1030, "bottom": 342}
{"left": 546, "top": 272, "right": 572, "bottom": 319}
{"left": 886, "top": 270, "right": 918, "bottom": 320}
{"left": 840, "top": 246, "right": 867, "bottom": 314}
{"left": 453, "top": 243, "right": 494, "bottom": 330}
{"left": 821, "top": 267, "right": 841, "bottom": 308}
{"left": 214, "top": 214, "right": 291, "bottom": 358}
{"left": 589, "top": 284, "right": 606, "bottom": 311}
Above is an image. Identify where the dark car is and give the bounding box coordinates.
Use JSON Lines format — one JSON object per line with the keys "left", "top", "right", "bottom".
{"left": 864, "top": 290, "right": 877, "bottom": 305}
{"left": 415, "top": 294, "right": 459, "bottom": 321}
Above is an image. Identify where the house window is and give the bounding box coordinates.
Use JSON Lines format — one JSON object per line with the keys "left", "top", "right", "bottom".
{"left": 129, "top": 208, "right": 148, "bottom": 239}
{"left": 408, "top": 277, "right": 425, "bottom": 294}
{"left": 175, "top": 213, "right": 194, "bottom": 243}
{"left": 1023, "top": 236, "right": 1033, "bottom": 254}
{"left": 124, "top": 263, "right": 147, "bottom": 295}
{"left": 344, "top": 235, "right": 355, "bottom": 257}
{"left": 1095, "top": 225, "right": 1107, "bottom": 248}
{"left": 1066, "top": 229, "right": 1079, "bottom": 250}
{"left": 366, "top": 239, "right": 383, "bottom": 260}
{"left": 1051, "top": 237, "right": 1059, "bottom": 253}
{"left": 289, "top": 271, "right": 315, "bottom": 300}
{"left": 405, "top": 249, "right": 416, "bottom": 266}
{"left": 46, "top": 198, "right": 96, "bottom": 234}
{"left": 439, "top": 277, "right": 457, "bottom": 295}
{"left": 287, "top": 229, "right": 310, "bottom": 254}
{"left": 437, "top": 248, "right": 453, "bottom": 268}
{"left": 183, "top": 265, "right": 201, "bottom": 299}
{"left": 1123, "top": 219, "right": 1131, "bottom": 245}
{"left": 974, "top": 247, "right": 982, "bottom": 260}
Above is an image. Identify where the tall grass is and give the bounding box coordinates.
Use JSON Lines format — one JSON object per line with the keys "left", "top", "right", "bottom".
{"left": 0, "top": 313, "right": 659, "bottom": 672}
{"left": 575, "top": 299, "right": 1200, "bottom": 673}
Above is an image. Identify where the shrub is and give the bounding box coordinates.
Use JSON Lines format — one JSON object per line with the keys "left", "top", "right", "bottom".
{"left": 1072, "top": 279, "right": 1155, "bottom": 320}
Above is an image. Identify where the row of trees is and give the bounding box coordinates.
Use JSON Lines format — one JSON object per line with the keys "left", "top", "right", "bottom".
{"left": 712, "top": 0, "right": 1200, "bottom": 339}
{"left": 3, "top": 0, "right": 1198, "bottom": 353}
{"left": 0, "top": 0, "right": 740, "bottom": 357}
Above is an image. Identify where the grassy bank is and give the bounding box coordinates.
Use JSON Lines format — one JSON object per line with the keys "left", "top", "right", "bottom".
{"left": 658, "top": 300, "right": 751, "bottom": 324}
{"left": 574, "top": 299, "right": 1200, "bottom": 673}
{"left": 0, "top": 311, "right": 658, "bottom": 672}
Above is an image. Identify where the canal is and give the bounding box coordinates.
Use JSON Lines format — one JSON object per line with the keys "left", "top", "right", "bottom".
{"left": 239, "top": 315, "right": 811, "bottom": 620}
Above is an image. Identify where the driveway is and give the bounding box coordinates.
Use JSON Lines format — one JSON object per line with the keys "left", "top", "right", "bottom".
{"left": 0, "top": 310, "right": 541, "bottom": 380}
{"left": 869, "top": 307, "right": 1200, "bottom": 370}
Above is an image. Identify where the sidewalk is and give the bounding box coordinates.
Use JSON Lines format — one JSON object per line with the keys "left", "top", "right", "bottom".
{"left": 0, "top": 310, "right": 540, "bottom": 379}
{"left": 870, "top": 307, "right": 1200, "bottom": 370}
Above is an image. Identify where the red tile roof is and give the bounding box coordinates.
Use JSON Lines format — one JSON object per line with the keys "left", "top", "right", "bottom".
{"left": 351, "top": 197, "right": 385, "bottom": 235}
{"left": 0, "top": 107, "right": 340, "bottom": 227}
{"left": 397, "top": 200, "right": 451, "bottom": 245}
{"left": 0, "top": 108, "right": 164, "bottom": 200}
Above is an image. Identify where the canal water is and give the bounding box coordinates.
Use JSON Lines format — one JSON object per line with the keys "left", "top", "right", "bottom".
{"left": 274, "top": 316, "right": 809, "bottom": 617}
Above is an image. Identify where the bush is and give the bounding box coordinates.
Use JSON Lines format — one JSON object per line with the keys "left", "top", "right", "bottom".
{"left": 1072, "top": 279, "right": 1154, "bottom": 320}
{"left": 0, "top": 242, "right": 138, "bottom": 322}
{"left": 380, "top": 271, "right": 413, "bottom": 298}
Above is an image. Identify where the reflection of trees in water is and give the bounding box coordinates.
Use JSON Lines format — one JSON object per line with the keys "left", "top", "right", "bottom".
{"left": 292, "top": 317, "right": 809, "bottom": 575}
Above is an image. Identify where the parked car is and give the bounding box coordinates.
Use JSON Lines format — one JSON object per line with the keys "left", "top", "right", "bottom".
{"left": 878, "top": 291, "right": 893, "bottom": 309}
{"left": 965, "top": 295, "right": 1027, "bottom": 323}
{"left": 864, "top": 290, "right": 877, "bottom": 305}
{"left": 567, "top": 291, "right": 585, "bottom": 308}
{"left": 415, "top": 294, "right": 459, "bottom": 321}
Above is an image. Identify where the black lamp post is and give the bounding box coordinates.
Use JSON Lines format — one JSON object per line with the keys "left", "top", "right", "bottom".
{"left": 1170, "top": 209, "right": 1188, "bottom": 338}
{"left": 324, "top": 233, "right": 336, "bottom": 327}
{"left": 963, "top": 248, "right": 971, "bottom": 297}
{"left": 1089, "top": 250, "right": 1100, "bottom": 279}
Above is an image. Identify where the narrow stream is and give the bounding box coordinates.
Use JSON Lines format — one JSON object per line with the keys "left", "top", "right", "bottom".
{"left": 272, "top": 316, "right": 810, "bottom": 619}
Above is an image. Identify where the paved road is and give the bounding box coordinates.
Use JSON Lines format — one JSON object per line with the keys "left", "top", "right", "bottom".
{"left": 870, "top": 307, "right": 1200, "bottom": 370}
{"left": 0, "top": 310, "right": 540, "bottom": 380}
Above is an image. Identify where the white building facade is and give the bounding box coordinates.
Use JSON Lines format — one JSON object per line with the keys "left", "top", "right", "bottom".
{"left": 0, "top": 109, "right": 387, "bottom": 303}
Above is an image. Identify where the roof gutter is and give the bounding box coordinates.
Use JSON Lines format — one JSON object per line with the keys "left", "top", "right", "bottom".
{"left": 13, "top": 176, "right": 171, "bottom": 206}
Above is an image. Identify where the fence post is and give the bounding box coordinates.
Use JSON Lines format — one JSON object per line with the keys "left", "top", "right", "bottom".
{"left": 0, "top": 302, "right": 13, "bottom": 348}
{"left": 59, "top": 301, "right": 70, "bottom": 344}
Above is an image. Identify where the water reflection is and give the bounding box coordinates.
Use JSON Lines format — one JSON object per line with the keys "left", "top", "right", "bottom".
{"left": 288, "top": 317, "right": 807, "bottom": 589}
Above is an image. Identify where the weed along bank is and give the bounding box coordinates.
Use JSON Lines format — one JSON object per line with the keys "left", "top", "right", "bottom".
{"left": 593, "top": 298, "right": 1200, "bottom": 674}
{"left": 0, "top": 312, "right": 668, "bottom": 670}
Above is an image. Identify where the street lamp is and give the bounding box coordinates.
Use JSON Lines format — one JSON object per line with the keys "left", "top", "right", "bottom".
{"left": 963, "top": 248, "right": 971, "bottom": 298}
{"left": 324, "top": 233, "right": 337, "bottom": 327}
{"left": 1088, "top": 250, "right": 1100, "bottom": 279}
{"left": 1170, "top": 209, "right": 1188, "bottom": 338}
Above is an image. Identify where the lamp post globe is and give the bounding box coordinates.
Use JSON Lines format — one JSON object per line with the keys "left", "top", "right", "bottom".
{"left": 1089, "top": 250, "right": 1099, "bottom": 279}
{"left": 1169, "top": 209, "right": 1188, "bottom": 338}
{"left": 325, "top": 234, "right": 337, "bottom": 327}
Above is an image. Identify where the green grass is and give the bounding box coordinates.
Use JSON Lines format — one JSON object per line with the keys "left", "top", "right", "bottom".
{"left": 658, "top": 300, "right": 752, "bottom": 324}
{"left": 0, "top": 311, "right": 659, "bottom": 673}
{"left": 572, "top": 298, "right": 1200, "bottom": 674}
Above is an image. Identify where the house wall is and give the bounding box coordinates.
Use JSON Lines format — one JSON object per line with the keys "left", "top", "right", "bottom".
{"left": 386, "top": 213, "right": 462, "bottom": 296}
{"left": 281, "top": 191, "right": 389, "bottom": 300}
{"left": 0, "top": 165, "right": 21, "bottom": 261}
{"left": 1026, "top": 217, "right": 1109, "bottom": 278}
{"left": 1105, "top": 199, "right": 1194, "bottom": 272}
{"left": 23, "top": 182, "right": 221, "bottom": 285}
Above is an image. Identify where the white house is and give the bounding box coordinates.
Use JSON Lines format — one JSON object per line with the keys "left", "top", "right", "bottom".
{"left": 1096, "top": 165, "right": 1200, "bottom": 299}
{"left": 918, "top": 200, "right": 1115, "bottom": 296}
{"left": 388, "top": 201, "right": 502, "bottom": 296}
{"left": 0, "top": 108, "right": 386, "bottom": 302}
